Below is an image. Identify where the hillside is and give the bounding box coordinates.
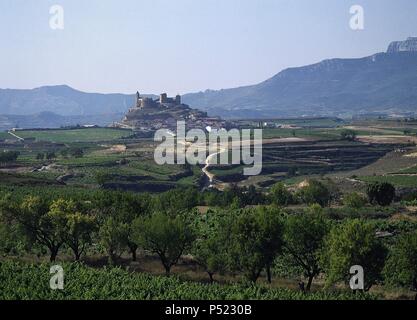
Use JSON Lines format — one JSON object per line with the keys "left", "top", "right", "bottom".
{"left": 0, "top": 112, "right": 123, "bottom": 131}
{"left": 0, "top": 85, "right": 156, "bottom": 116}
{"left": 183, "top": 38, "right": 417, "bottom": 118}
{"left": 2, "top": 38, "right": 417, "bottom": 120}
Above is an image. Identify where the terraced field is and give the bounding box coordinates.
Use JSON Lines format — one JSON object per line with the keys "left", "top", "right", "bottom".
{"left": 16, "top": 128, "right": 133, "bottom": 143}
{"left": 261, "top": 128, "right": 340, "bottom": 140}
{"left": 209, "top": 140, "right": 400, "bottom": 185}
{"left": 359, "top": 175, "right": 417, "bottom": 188}
{"left": 0, "top": 127, "right": 203, "bottom": 192}
{"left": 2, "top": 121, "right": 417, "bottom": 192}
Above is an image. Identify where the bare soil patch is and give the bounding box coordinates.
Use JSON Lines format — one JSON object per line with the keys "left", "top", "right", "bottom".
{"left": 357, "top": 135, "right": 417, "bottom": 144}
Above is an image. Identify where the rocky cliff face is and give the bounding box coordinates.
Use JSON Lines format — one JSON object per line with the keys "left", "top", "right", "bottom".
{"left": 387, "top": 37, "right": 417, "bottom": 53}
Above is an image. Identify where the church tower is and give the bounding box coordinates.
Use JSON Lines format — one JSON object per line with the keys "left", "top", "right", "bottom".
{"left": 136, "top": 91, "right": 141, "bottom": 108}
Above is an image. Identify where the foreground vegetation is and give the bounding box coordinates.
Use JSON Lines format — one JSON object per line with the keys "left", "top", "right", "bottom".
{"left": 0, "top": 261, "right": 375, "bottom": 300}
{"left": 1, "top": 121, "right": 417, "bottom": 300}
{"left": 0, "top": 181, "right": 416, "bottom": 300}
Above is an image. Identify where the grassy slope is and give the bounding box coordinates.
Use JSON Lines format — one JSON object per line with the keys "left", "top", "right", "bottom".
{"left": 359, "top": 175, "right": 417, "bottom": 188}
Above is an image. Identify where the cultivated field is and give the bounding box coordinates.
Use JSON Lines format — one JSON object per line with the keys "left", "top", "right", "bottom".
{"left": 1, "top": 119, "right": 417, "bottom": 300}
{"left": 15, "top": 128, "right": 133, "bottom": 143}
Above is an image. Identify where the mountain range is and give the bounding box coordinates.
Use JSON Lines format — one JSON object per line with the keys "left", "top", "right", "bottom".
{"left": 0, "top": 85, "right": 147, "bottom": 116}
{"left": 183, "top": 37, "right": 417, "bottom": 118}
{"left": 1, "top": 37, "right": 417, "bottom": 127}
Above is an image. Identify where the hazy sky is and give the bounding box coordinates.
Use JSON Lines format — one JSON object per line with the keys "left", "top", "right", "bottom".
{"left": 1, "top": 0, "right": 417, "bottom": 95}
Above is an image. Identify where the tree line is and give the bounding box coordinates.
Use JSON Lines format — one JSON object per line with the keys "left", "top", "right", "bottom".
{"left": 0, "top": 185, "right": 415, "bottom": 293}
{"left": 0, "top": 151, "right": 20, "bottom": 166}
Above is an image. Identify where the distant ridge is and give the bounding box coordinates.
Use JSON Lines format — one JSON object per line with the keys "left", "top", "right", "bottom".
{"left": 182, "top": 37, "right": 417, "bottom": 118}
{"left": 2, "top": 38, "right": 417, "bottom": 120}
{"left": 0, "top": 85, "right": 156, "bottom": 116}
{"left": 0, "top": 111, "right": 124, "bottom": 131}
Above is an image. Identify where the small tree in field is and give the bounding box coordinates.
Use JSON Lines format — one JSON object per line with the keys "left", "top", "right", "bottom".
{"left": 95, "top": 192, "right": 150, "bottom": 262}
{"left": 64, "top": 211, "right": 97, "bottom": 261}
{"left": 366, "top": 182, "right": 395, "bottom": 206}
{"left": 0, "top": 151, "right": 20, "bottom": 166}
{"left": 297, "top": 179, "right": 331, "bottom": 207}
{"left": 1, "top": 195, "right": 67, "bottom": 262}
{"left": 340, "top": 129, "right": 357, "bottom": 141}
{"left": 132, "top": 212, "right": 195, "bottom": 276}
{"left": 49, "top": 199, "right": 96, "bottom": 261}
{"left": 284, "top": 212, "right": 331, "bottom": 291}
{"left": 192, "top": 209, "right": 231, "bottom": 283}
{"left": 383, "top": 231, "right": 417, "bottom": 291}
{"left": 270, "top": 182, "right": 293, "bottom": 206}
{"left": 343, "top": 192, "right": 367, "bottom": 209}
{"left": 228, "top": 207, "right": 284, "bottom": 283}
{"left": 193, "top": 232, "right": 228, "bottom": 283}
{"left": 99, "top": 216, "right": 128, "bottom": 265}
{"left": 322, "top": 219, "right": 387, "bottom": 291}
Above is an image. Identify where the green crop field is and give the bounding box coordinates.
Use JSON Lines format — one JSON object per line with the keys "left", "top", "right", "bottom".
{"left": 0, "top": 262, "right": 375, "bottom": 300}
{"left": 273, "top": 118, "right": 344, "bottom": 127}
{"left": 397, "top": 165, "right": 417, "bottom": 174}
{"left": 16, "top": 128, "right": 133, "bottom": 143}
{"left": 359, "top": 175, "right": 417, "bottom": 188}
{"left": 379, "top": 127, "right": 417, "bottom": 135}
{"left": 261, "top": 128, "right": 340, "bottom": 140}
{"left": 0, "top": 172, "right": 59, "bottom": 187}
{"left": 0, "top": 132, "right": 12, "bottom": 140}
{"left": 241, "top": 118, "right": 345, "bottom": 128}
{"left": 57, "top": 153, "right": 128, "bottom": 167}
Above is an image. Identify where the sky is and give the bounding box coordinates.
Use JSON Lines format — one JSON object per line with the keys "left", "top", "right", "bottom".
{"left": 1, "top": 0, "right": 417, "bottom": 95}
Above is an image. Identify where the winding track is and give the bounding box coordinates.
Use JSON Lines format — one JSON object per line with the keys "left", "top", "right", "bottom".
{"left": 7, "top": 131, "right": 24, "bottom": 141}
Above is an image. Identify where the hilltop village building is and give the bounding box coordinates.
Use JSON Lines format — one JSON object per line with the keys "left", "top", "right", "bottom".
{"left": 117, "top": 91, "right": 227, "bottom": 132}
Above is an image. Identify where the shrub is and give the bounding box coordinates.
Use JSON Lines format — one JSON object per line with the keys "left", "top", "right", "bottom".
{"left": 340, "top": 129, "right": 357, "bottom": 141}
{"left": 383, "top": 231, "right": 417, "bottom": 290}
{"left": 343, "top": 192, "right": 367, "bottom": 209}
{"left": 270, "top": 182, "right": 293, "bottom": 206}
{"left": 366, "top": 182, "right": 395, "bottom": 206}
{"left": 0, "top": 151, "right": 20, "bottom": 165}
{"left": 297, "top": 180, "right": 331, "bottom": 207}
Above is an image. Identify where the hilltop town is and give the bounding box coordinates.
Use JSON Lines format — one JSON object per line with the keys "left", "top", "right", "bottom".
{"left": 115, "top": 91, "right": 227, "bottom": 132}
